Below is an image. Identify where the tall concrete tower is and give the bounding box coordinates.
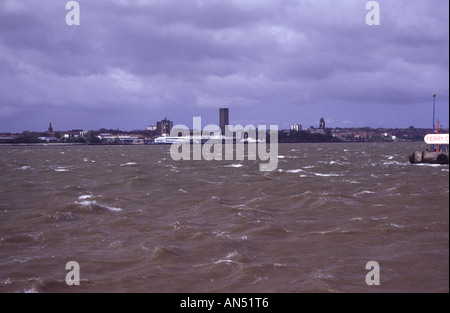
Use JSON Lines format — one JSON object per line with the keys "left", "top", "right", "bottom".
{"left": 219, "top": 108, "right": 229, "bottom": 135}
{"left": 156, "top": 117, "right": 173, "bottom": 136}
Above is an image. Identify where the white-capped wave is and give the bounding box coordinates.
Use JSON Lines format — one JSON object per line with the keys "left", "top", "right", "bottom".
{"left": 371, "top": 216, "right": 387, "bottom": 220}
{"left": 313, "top": 173, "right": 343, "bottom": 177}
{"left": 78, "top": 195, "right": 93, "bottom": 200}
{"left": 329, "top": 160, "right": 349, "bottom": 165}
{"left": 103, "top": 205, "right": 123, "bottom": 212}
{"left": 390, "top": 223, "right": 405, "bottom": 229}
{"left": 286, "top": 169, "right": 304, "bottom": 173}
{"left": 225, "top": 251, "right": 239, "bottom": 259}
{"left": 225, "top": 164, "right": 244, "bottom": 168}
{"left": 76, "top": 200, "right": 96, "bottom": 207}
{"left": 353, "top": 190, "right": 376, "bottom": 197}
{"left": 75, "top": 199, "right": 122, "bottom": 212}
{"left": 214, "top": 251, "right": 242, "bottom": 265}
{"left": 415, "top": 163, "right": 446, "bottom": 168}
{"left": 54, "top": 167, "right": 69, "bottom": 172}
{"left": 213, "top": 231, "right": 230, "bottom": 238}
{"left": 214, "top": 259, "right": 238, "bottom": 265}
{"left": 120, "top": 162, "right": 138, "bottom": 166}
{"left": 383, "top": 161, "right": 408, "bottom": 166}
{"left": 287, "top": 168, "right": 342, "bottom": 177}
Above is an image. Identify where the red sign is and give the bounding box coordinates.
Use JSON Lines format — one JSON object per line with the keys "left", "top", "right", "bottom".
{"left": 424, "top": 134, "right": 449, "bottom": 145}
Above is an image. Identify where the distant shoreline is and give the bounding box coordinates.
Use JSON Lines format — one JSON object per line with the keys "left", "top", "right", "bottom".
{"left": 0, "top": 143, "right": 87, "bottom": 147}
{"left": 0, "top": 141, "right": 426, "bottom": 147}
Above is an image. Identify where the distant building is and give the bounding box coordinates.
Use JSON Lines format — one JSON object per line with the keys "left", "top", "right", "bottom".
{"left": 319, "top": 118, "right": 326, "bottom": 130}
{"left": 156, "top": 118, "right": 173, "bottom": 136}
{"left": 38, "top": 137, "right": 58, "bottom": 143}
{"left": 48, "top": 122, "right": 53, "bottom": 133}
{"left": 64, "top": 129, "right": 85, "bottom": 139}
{"left": 290, "top": 124, "right": 302, "bottom": 132}
{"left": 219, "top": 108, "right": 229, "bottom": 135}
{"left": 97, "top": 133, "right": 113, "bottom": 139}
{"left": 305, "top": 118, "right": 326, "bottom": 134}
{"left": 146, "top": 125, "right": 157, "bottom": 131}
{"left": 99, "top": 134, "right": 145, "bottom": 144}
{"left": 0, "top": 136, "right": 16, "bottom": 143}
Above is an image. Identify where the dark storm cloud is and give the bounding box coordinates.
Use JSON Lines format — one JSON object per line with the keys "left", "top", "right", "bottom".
{"left": 0, "top": 0, "right": 448, "bottom": 131}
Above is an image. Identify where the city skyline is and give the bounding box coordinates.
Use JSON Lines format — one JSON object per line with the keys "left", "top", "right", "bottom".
{"left": 0, "top": 0, "right": 449, "bottom": 133}
{"left": 1, "top": 109, "right": 449, "bottom": 135}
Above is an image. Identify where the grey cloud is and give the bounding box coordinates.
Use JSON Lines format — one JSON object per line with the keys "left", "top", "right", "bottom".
{"left": 0, "top": 0, "right": 448, "bottom": 132}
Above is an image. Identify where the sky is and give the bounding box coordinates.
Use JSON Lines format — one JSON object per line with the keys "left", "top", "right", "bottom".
{"left": 0, "top": 0, "right": 448, "bottom": 133}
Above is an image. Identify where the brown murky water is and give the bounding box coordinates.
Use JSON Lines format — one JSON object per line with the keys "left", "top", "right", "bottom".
{"left": 0, "top": 142, "right": 448, "bottom": 292}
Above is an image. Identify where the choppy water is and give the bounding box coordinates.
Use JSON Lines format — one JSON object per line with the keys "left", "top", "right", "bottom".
{"left": 0, "top": 143, "right": 448, "bottom": 293}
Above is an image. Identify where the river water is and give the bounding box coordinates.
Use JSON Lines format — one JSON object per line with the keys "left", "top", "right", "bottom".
{"left": 0, "top": 142, "right": 448, "bottom": 292}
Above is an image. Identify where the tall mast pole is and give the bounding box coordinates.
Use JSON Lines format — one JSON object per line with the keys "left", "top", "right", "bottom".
{"left": 432, "top": 93, "right": 437, "bottom": 152}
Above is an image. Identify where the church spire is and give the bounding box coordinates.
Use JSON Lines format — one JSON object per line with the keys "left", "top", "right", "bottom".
{"left": 48, "top": 122, "right": 53, "bottom": 133}
{"left": 319, "top": 118, "right": 325, "bottom": 130}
